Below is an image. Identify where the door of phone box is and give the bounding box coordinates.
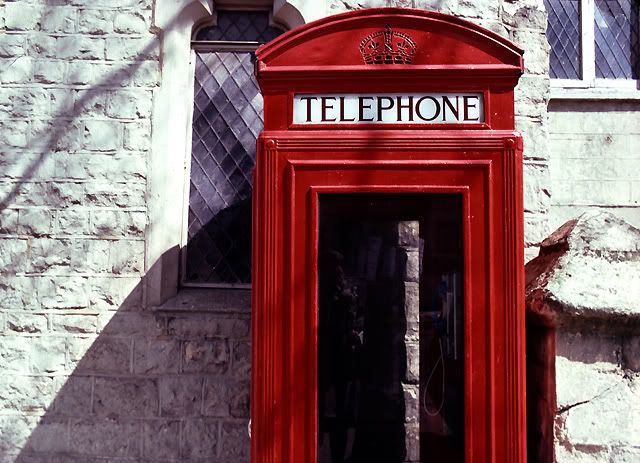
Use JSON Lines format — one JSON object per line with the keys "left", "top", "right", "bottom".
{"left": 251, "top": 8, "right": 526, "bottom": 463}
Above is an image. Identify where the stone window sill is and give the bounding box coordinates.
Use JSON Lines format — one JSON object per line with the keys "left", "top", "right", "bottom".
{"left": 550, "top": 86, "right": 640, "bottom": 101}
{"left": 153, "top": 287, "right": 251, "bottom": 314}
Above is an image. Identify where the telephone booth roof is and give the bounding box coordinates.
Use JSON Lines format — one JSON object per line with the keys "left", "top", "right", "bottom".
{"left": 256, "top": 8, "right": 524, "bottom": 83}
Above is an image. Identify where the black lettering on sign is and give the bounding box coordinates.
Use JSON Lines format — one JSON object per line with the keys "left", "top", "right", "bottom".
{"left": 339, "top": 96, "right": 355, "bottom": 122}
{"left": 320, "top": 96, "right": 336, "bottom": 122}
{"left": 415, "top": 96, "right": 440, "bottom": 122}
{"left": 298, "top": 96, "right": 317, "bottom": 123}
{"left": 376, "top": 96, "right": 394, "bottom": 121}
{"left": 442, "top": 95, "right": 460, "bottom": 121}
{"left": 397, "top": 96, "right": 414, "bottom": 122}
{"left": 358, "top": 96, "right": 374, "bottom": 122}
{"left": 463, "top": 95, "right": 479, "bottom": 121}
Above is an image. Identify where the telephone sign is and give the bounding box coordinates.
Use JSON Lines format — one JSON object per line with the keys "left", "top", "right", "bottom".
{"left": 293, "top": 93, "right": 484, "bottom": 124}
{"left": 252, "top": 8, "right": 526, "bottom": 463}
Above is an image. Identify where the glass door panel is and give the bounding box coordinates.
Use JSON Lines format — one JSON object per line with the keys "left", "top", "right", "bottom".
{"left": 318, "top": 194, "right": 464, "bottom": 463}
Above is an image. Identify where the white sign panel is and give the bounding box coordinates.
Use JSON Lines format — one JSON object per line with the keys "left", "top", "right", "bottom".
{"left": 293, "top": 93, "right": 484, "bottom": 125}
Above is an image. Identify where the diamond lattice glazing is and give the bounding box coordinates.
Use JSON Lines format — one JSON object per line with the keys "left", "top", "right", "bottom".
{"left": 185, "top": 11, "right": 282, "bottom": 285}
{"left": 595, "top": 0, "right": 639, "bottom": 79}
{"left": 545, "top": 0, "right": 582, "bottom": 79}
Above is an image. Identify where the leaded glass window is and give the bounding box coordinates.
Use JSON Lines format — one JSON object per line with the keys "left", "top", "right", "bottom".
{"left": 545, "top": 0, "right": 639, "bottom": 82}
{"left": 184, "top": 11, "right": 283, "bottom": 286}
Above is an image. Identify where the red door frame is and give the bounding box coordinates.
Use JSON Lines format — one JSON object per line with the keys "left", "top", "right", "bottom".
{"left": 252, "top": 9, "right": 526, "bottom": 463}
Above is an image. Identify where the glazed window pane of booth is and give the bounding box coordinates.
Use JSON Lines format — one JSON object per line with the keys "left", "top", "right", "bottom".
{"left": 318, "top": 194, "right": 464, "bottom": 463}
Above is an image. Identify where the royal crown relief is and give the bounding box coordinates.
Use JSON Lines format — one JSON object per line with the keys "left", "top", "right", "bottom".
{"left": 359, "top": 25, "right": 418, "bottom": 65}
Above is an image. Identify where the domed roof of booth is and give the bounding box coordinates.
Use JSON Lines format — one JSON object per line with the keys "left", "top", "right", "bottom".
{"left": 255, "top": 8, "right": 524, "bottom": 71}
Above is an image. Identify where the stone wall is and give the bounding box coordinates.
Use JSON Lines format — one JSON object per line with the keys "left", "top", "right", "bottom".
{"left": 0, "top": 0, "right": 550, "bottom": 461}
{"left": 549, "top": 100, "right": 640, "bottom": 231}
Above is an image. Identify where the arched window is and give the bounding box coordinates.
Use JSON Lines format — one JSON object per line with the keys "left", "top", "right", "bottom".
{"left": 183, "top": 11, "right": 284, "bottom": 286}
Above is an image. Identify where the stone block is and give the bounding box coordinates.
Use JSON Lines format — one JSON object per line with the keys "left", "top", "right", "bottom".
{"left": 0, "top": 209, "right": 18, "bottom": 233}
{"left": 93, "top": 377, "right": 159, "bottom": 417}
{"left": 511, "top": 29, "right": 549, "bottom": 76}
{"left": 0, "top": 337, "right": 30, "bottom": 373}
{"left": 231, "top": 340, "right": 250, "bottom": 377}
{"left": 167, "top": 315, "right": 251, "bottom": 340}
{"left": 105, "top": 36, "right": 159, "bottom": 61}
{"left": 4, "top": 2, "right": 41, "bottom": 30}
{"left": 219, "top": 421, "right": 249, "bottom": 461}
{"left": 0, "top": 34, "right": 25, "bottom": 57}
{"left": 51, "top": 314, "right": 97, "bottom": 334}
{"left": 98, "top": 312, "right": 164, "bottom": 337}
{"left": 405, "top": 341, "right": 420, "bottom": 384}
{"left": 182, "top": 339, "right": 229, "bottom": 374}
{"left": 69, "top": 239, "right": 110, "bottom": 273}
{"left": 123, "top": 120, "right": 151, "bottom": 150}
{"left": 523, "top": 162, "right": 551, "bottom": 213}
{"left": 143, "top": 420, "right": 181, "bottom": 461}
{"left": 113, "top": 12, "right": 148, "bottom": 34}
{"left": 403, "top": 384, "right": 419, "bottom": 423}
{"left": 129, "top": 59, "right": 161, "bottom": 87}
{"left": 159, "top": 376, "right": 203, "bottom": 417}
{"left": 0, "top": 56, "right": 32, "bottom": 83}
{"left": 78, "top": 8, "right": 113, "bottom": 34}
{"left": 52, "top": 375, "right": 93, "bottom": 415}
{"left": 54, "top": 208, "right": 90, "bottom": 235}
{"left": 106, "top": 89, "right": 152, "bottom": 119}
{"left": 74, "top": 89, "right": 106, "bottom": 116}
{"left": 24, "top": 415, "right": 69, "bottom": 454}
{"left": 70, "top": 417, "right": 140, "bottom": 458}
{"left": 502, "top": 0, "right": 548, "bottom": 30}
{"left": 89, "top": 276, "right": 143, "bottom": 311}
{"left": 0, "top": 276, "right": 40, "bottom": 310}
{"left": 31, "top": 336, "right": 66, "bottom": 373}
{"left": 90, "top": 209, "right": 120, "bottom": 236}
{"left": 0, "top": 239, "right": 28, "bottom": 272}
{"left": 6, "top": 313, "right": 48, "bottom": 334}
{"left": 0, "top": 375, "right": 55, "bottom": 412}
{"left": 33, "top": 59, "right": 66, "bottom": 84}
{"left": 83, "top": 120, "right": 119, "bottom": 151}
{"left": 516, "top": 116, "right": 549, "bottom": 161}
{"left": 182, "top": 419, "right": 219, "bottom": 459}
{"left": 28, "top": 34, "right": 57, "bottom": 58}
{"left": 57, "top": 36, "right": 104, "bottom": 60}
{"left": 29, "top": 238, "right": 73, "bottom": 273}
{"left": 398, "top": 221, "right": 419, "bottom": 247}
{"left": 18, "top": 209, "right": 52, "bottom": 236}
{"left": 229, "top": 380, "right": 250, "bottom": 418}
{"left": 0, "top": 415, "right": 35, "bottom": 454}
{"left": 66, "top": 61, "right": 92, "bottom": 85}
{"left": 202, "top": 379, "right": 228, "bottom": 417}
{"left": 72, "top": 336, "right": 131, "bottom": 374}
{"left": 133, "top": 339, "right": 180, "bottom": 374}
{"left": 8, "top": 87, "right": 49, "bottom": 117}
{"left": 41, "top": 6, "right": 77, "bottom": 33}
{"left": 108, "top": 239, "right": 144, "bottom": 274}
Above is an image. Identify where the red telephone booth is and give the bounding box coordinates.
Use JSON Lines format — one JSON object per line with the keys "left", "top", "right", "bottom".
{"left": 251, "top": 8, "right": 526, "bottom": 463}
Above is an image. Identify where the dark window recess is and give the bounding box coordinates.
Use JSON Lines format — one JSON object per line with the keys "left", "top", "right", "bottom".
{"left": 544, "top": 0, "right": 582, "bottom": 79}
{"left": 594, "top": 0, "right": 639, "bottom": 79}
{"left": 185, "top": 12, "right": 283, "bottom": 285}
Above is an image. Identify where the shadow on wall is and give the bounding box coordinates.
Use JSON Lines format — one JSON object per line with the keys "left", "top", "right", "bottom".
{"left": 3, "top": 250, "right": 252, "bottom": 463}
{"left": 0, "top": 4, "right": 250, "bottom": 462}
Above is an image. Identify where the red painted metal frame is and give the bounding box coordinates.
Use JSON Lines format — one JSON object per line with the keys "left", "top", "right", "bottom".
{"left": 252, "top": 8, "right": 526, "bottom": 463}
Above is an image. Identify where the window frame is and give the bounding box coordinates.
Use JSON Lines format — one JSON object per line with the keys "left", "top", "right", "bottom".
{"left": 550, "top": 0, "right": 640, "bottom": 99}
{"left": 180, "top": 10, "right": 285, "bottom": 289}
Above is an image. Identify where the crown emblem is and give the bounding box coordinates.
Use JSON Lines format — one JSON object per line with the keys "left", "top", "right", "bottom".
{"left": 359, "top": 25, "right": 417, "bottom": 65}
